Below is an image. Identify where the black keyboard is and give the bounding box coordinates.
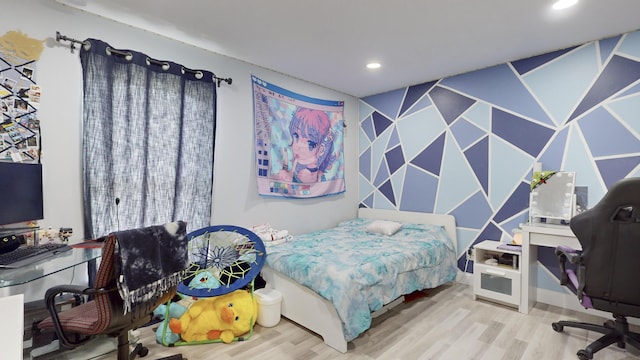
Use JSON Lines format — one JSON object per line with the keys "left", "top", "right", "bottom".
{"left": 0, "top": 243, "right": 72, "bottom": 268}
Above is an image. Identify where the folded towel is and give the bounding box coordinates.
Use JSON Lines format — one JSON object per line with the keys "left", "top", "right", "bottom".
{"left": 112, "top": 221, "right": 189, "bottom": 314}
{"left": 256, "top": 232, "right": 273, "bottom": 242}
{"left": 251, "top": 223, "right": 293, "bottom": 243}
{"left": 251, "top": 223, "right": 271, "bottom": 232}
{"left": 273, "top": 229, "right": 290, "bottom": 240}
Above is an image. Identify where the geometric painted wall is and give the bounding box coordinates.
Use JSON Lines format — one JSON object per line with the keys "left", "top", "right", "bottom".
{"left": 359, "top": 30, "right": 640, "bottom": 281}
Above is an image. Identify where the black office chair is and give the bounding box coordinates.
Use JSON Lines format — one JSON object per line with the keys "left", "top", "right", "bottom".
{"left": 552, "top": 177, "right": 640, "bottom": 360}
{"left": 37, "top": 222, "right": 189, "bottom": 360}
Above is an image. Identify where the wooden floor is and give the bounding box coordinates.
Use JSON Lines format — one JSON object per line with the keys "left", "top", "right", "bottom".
{"left": 55, "top": 283, "right": 640, "bottom": 359}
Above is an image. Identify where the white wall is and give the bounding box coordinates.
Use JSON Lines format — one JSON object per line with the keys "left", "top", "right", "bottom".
{"left": 0, "top": 1, "right": 358, "bottom": 301}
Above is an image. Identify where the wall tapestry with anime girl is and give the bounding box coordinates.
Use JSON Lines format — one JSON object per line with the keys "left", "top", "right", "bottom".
{"left": 252, "top": 75, "right": 345, "bottom": 198}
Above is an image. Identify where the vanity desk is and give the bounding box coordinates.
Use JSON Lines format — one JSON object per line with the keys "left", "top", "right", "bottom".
{"left": 520, "top": 223, "right": 581, "bottom": 314}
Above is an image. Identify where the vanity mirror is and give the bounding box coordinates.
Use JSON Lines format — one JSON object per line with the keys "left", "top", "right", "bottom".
{"left": 529, "top": 171, "right": 576, "bottom": 223}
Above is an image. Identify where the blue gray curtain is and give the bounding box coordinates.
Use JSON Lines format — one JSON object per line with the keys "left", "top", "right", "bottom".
{"left": 80, "top": 39, "right": 216, "bottom": 238}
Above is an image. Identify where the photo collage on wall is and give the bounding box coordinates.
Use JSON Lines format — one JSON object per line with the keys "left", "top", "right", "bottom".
{"left": 0, "top": 55, "right": 41, "bottom": 163}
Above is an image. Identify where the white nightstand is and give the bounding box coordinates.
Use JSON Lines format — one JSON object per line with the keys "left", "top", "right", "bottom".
{"left": 472, "top": 240, "right": 522, "bottom": 311}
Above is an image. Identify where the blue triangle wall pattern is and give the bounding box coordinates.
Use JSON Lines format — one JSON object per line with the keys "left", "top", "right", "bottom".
{"left": 359, "top": 30, "right": 640, "bottom": 274}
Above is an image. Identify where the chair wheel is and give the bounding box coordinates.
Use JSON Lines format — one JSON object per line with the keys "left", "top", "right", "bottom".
{"left": 138, "top": 346, "right": 149, "bottom": 357}
{"left": 577, "top": 349, "right": 592, "bottom": 360}
{"left": 131, "top": 343, "right": 149, "bottom": 358}
{"left": 552, "top": 322, "right": 563, "bottom": 332}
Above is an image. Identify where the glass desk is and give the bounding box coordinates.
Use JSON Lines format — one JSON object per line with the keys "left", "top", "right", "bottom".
{"left": 0, "top": 246, "right": 104, "bottom": 359}
{"left": 0, "top": 247, "right": 101, "bottom": 288}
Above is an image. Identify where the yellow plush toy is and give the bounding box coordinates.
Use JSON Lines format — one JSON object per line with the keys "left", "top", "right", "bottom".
{"left": 169, "top": 289, "right": 258, "bottom": 343}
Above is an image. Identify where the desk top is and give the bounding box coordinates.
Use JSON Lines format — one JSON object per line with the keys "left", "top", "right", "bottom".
{"left": 0, "top": 247, "right": 101, "bottom": 288}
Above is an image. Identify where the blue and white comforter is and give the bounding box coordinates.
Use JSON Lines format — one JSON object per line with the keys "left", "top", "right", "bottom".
{"left": 264, "top": 218, "right": 457, "bottom": 342}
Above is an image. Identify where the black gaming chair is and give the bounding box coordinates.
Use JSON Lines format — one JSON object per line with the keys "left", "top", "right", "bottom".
{"left": 552, "top": 177, "right": 640, "bottom": 360}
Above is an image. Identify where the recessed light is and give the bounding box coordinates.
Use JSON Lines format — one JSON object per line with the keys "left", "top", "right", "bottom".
{"left": 552, "top": 0, "right": 578, "bottom": 10}
{"left": 366, "top": 62, "right": 381, "bottom": 69}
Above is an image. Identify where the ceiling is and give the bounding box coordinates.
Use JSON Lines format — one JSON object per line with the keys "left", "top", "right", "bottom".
{"left": 56, "top": 0, "right": 640, "bottom": 98}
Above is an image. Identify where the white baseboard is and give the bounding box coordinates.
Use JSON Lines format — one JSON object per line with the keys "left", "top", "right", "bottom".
{"left": 536, "top": 288, "right": 596, "bottom": 314}
{"left": 456, "top": 271, "right": 473, "bottom": 286}
{"left": 536, "top": 288, "right": 640, "bottom": 326}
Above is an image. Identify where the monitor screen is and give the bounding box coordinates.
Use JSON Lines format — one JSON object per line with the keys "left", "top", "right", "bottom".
{"left": 0, "top": 162, "right": 44, "bottom": 226}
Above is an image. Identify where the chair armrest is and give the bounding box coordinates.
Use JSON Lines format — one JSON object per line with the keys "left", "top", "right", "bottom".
{"left": 555, "top": 245, "right": 581, "bottom": 263}
{"left": 555, "top": 245, "right": 582, "bottom": 286}
{"left": 554, "top": 245, "right": 591, "bottom": 305}
{"left": 44, "top": 284, "right": 93, "bottom": 300}
{"left": 43, "top": 284, "right": 117, "bottom": 349}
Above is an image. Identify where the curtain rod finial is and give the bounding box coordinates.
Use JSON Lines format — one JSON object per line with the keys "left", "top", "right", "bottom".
{"left": 55, "top": 31, "right": 87, "bottom": 54}
{"left": 215, "top": 76, "right": 232, "bottom": 87}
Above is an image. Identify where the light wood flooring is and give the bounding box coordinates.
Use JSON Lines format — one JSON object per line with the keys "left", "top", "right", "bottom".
{"left": 44, "top": 283, "right": 640, "bottom": 360}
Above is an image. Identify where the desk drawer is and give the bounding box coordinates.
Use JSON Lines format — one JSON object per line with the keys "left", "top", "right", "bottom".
{"left": 473, "top": 264, "right": 520, "bottom": 306}
{"left": 528, "top": 230, "right": 581, "bottom": 249}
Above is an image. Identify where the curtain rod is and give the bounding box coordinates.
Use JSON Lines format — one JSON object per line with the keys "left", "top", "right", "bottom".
{"left": 55, "top": 31, "right": 233, "bottom": 87}
{"left": 55, "top": 31, "right": 89, "bottom": 54}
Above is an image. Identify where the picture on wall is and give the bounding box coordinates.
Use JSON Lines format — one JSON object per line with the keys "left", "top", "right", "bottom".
{"left": 252, "top": 75, "right": 345, "bottom": 198}
{"left": 0, "top": 46, "right": 42, "bottom": 163}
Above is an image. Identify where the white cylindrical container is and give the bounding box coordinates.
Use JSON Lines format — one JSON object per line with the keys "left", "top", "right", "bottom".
{"left": 254, "top": 288, "right": 282, "bottom": 327}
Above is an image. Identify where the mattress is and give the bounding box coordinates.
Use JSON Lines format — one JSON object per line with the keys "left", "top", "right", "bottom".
{"left": 264, "top": 217, "right": 457, "bottom": 341}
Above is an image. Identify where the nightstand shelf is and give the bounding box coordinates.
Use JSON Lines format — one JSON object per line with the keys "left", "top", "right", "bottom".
{"left": 473, "top": 240, "right": 522, "bottom": 310}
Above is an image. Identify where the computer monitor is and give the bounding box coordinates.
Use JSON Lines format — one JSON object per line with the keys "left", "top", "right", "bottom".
{"left": 0, "top": 161, "right": 44, "bottom": 226}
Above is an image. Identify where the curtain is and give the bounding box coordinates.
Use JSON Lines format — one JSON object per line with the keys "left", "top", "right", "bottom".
{"left": 80, "top": 39, "right": 216, "bottom": 239}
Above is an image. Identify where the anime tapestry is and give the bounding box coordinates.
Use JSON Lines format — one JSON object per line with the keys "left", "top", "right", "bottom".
{"left": 252, "top": 75, "right": 345, "bottom": 198}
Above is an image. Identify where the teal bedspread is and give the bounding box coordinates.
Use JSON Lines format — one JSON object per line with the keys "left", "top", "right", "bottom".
{"left": 264, "top": 218, "right": 457, "bottom": 342}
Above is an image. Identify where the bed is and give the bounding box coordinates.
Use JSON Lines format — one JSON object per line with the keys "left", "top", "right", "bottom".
{"left": 260, "top": 208, "right": 458, "bottom": 353}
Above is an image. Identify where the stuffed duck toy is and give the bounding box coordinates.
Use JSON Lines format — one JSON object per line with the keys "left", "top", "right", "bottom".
{"left": 169, "top": 288, "right": 258, "bottom": 343}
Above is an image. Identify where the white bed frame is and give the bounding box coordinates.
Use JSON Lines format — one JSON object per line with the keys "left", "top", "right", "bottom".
{"left": 260, "top": 208, "right": 458, "bottom": 353}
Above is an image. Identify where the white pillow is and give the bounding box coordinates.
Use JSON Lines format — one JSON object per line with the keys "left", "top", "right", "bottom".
{"left": 365, "top": 220, "right": 402, "bottom": 236}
